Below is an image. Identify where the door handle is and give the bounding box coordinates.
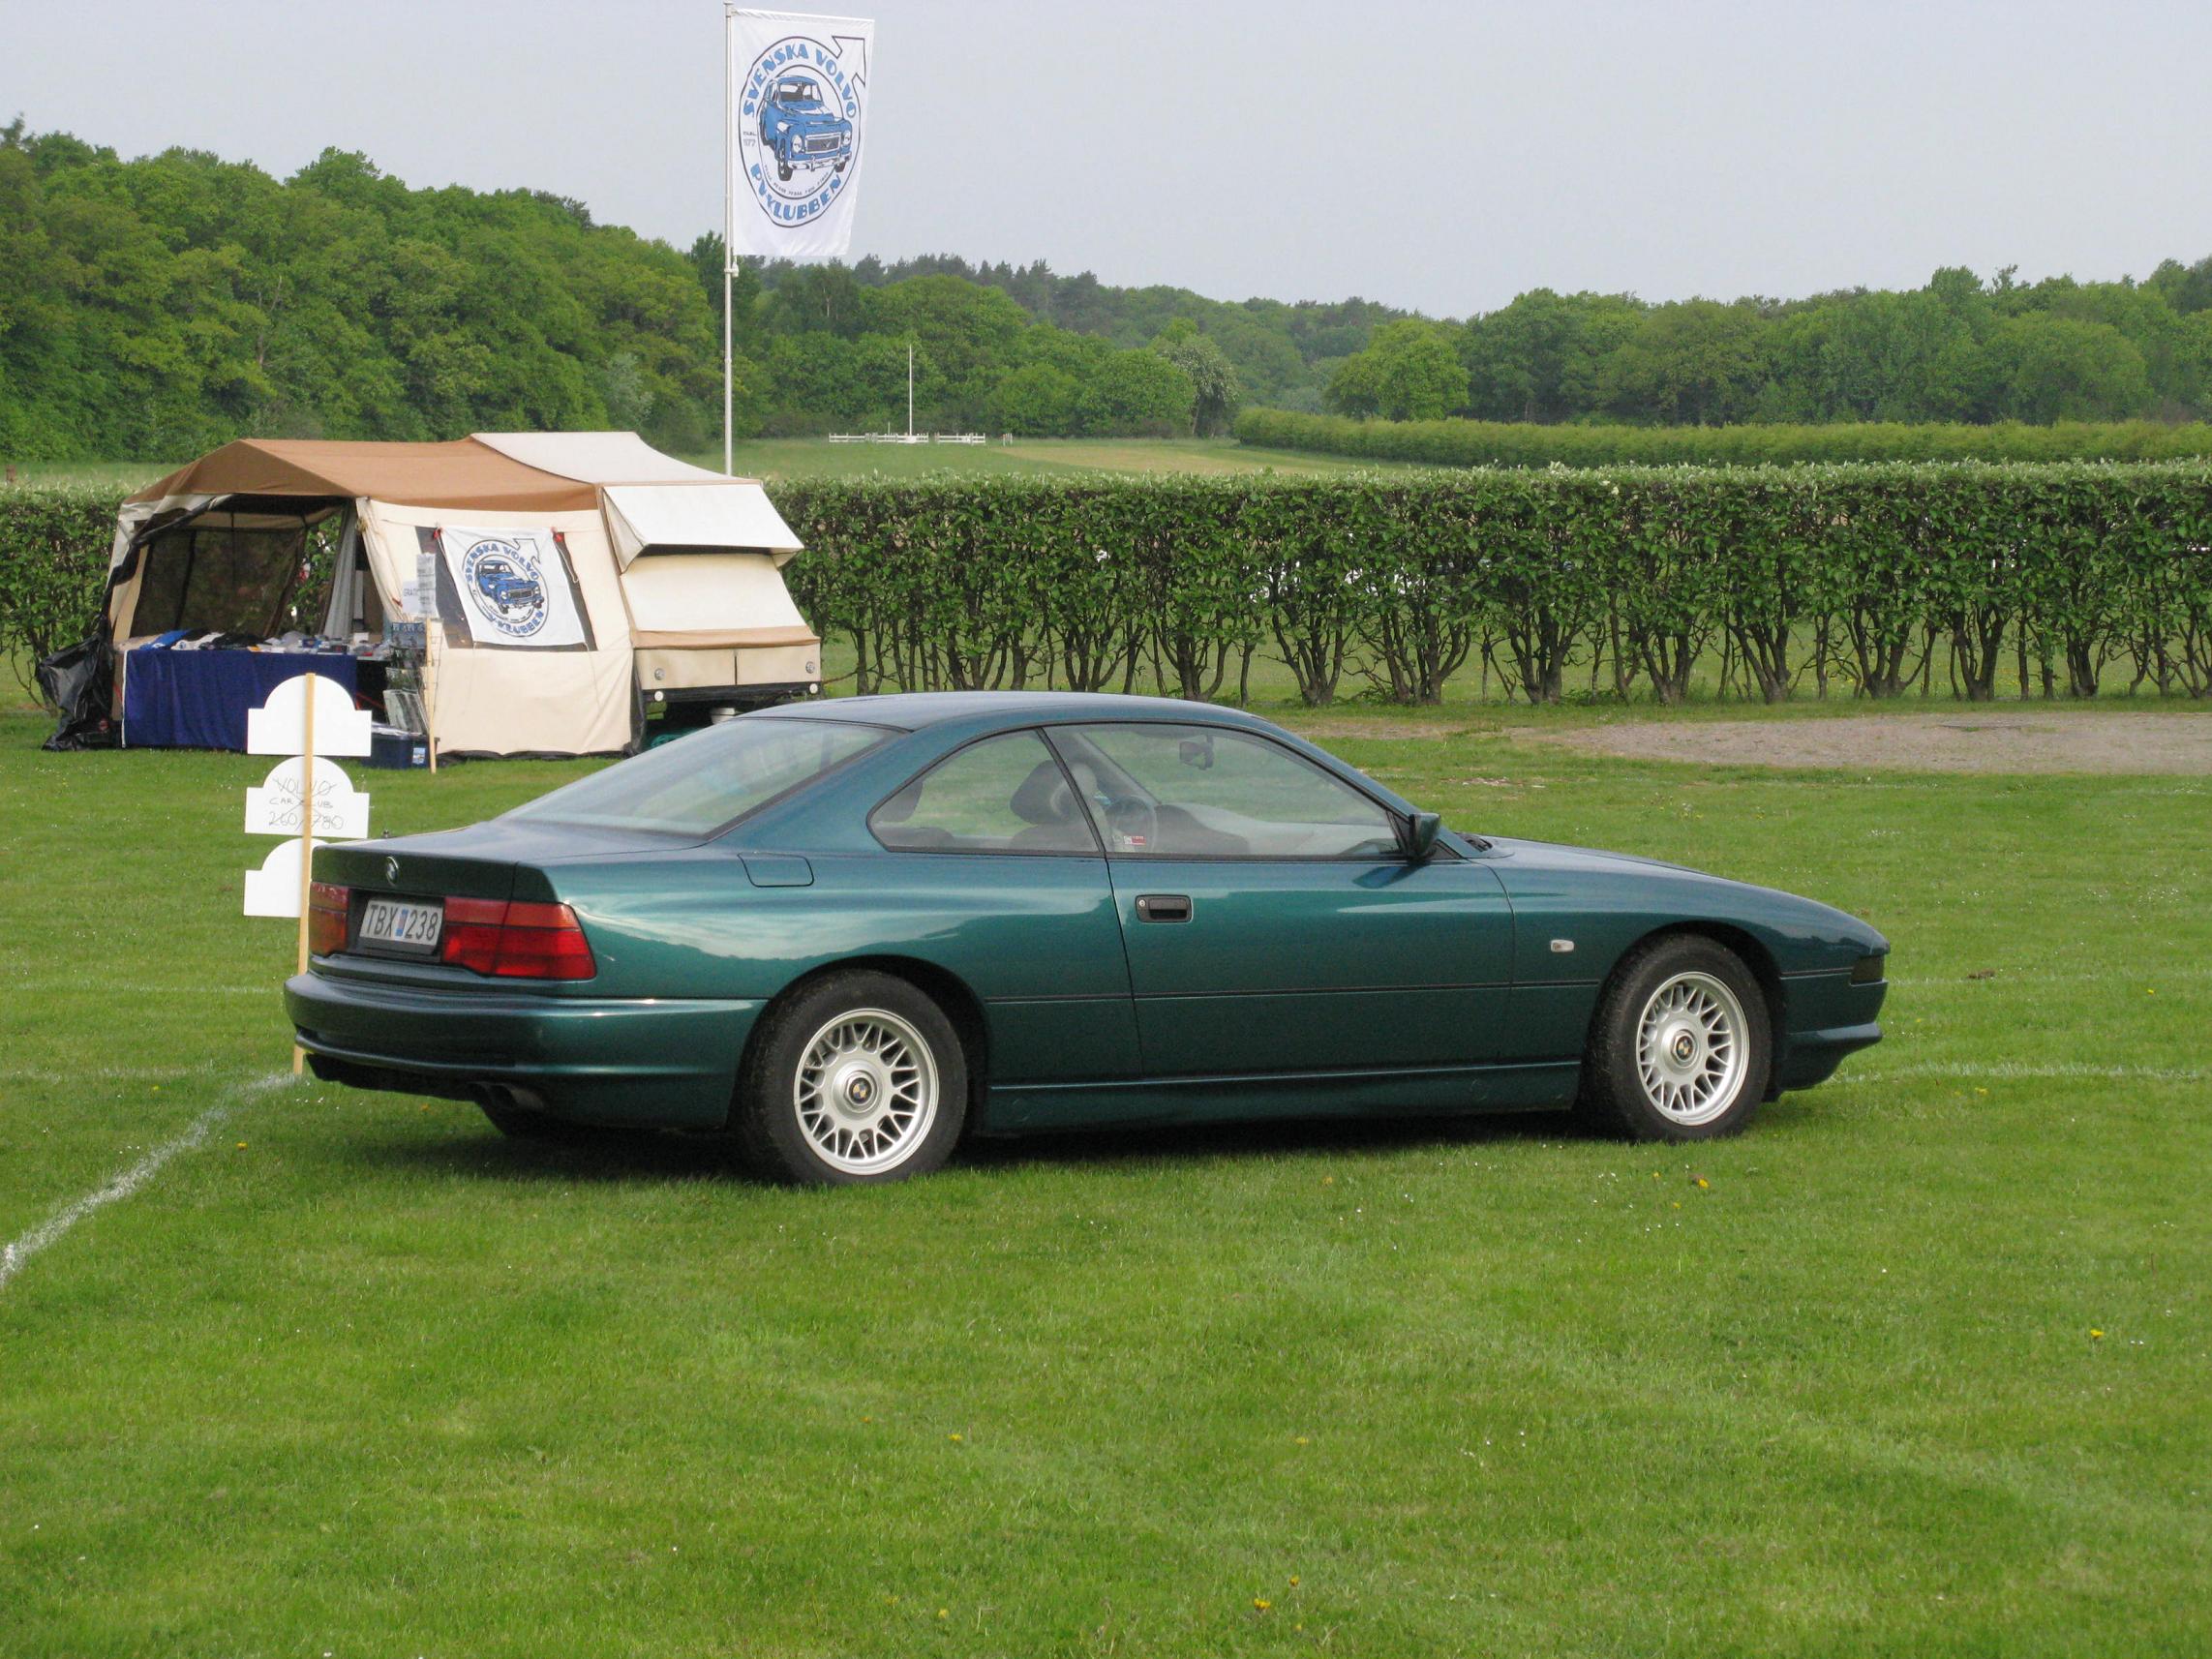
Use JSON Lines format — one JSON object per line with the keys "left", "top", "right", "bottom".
{"left": 1135, "top": 893, "right": 1193, "bottom": 923}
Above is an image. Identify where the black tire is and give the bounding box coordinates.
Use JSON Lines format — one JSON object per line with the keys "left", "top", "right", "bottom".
{"left": 776, "top": 161, "right": 793, "bottom": 182}
{"left": 478, "top": 1101, "right": 636, "bottom": 1146}
{"left": 1581, "top": 935, "right": 1771, "bottom": 1141}
{"left": 732, "top": 970, "right": 969, "bottom": 1185}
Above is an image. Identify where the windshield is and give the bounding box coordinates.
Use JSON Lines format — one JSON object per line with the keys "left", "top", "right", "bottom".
{"left": 776, "top": 79, "right": 821, "bottom": 103}
{"left": 506, "top": 717, "right": 885, "bottom": 837}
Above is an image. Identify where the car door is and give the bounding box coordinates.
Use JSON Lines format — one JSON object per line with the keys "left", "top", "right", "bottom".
{"left": 864, "top": 728, "right": 1138, "bottom": 1089}
{"left": 1045, "top": 722, "right": 1514, "bottom": 1079}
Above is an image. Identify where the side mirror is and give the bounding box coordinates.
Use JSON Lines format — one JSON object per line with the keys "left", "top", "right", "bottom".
{"left": 1403, "top": 810, "right": 1442, "bottom": 861}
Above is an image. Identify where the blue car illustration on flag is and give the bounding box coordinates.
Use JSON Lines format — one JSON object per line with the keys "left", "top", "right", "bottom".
{"left": 443, "top": 530, "right": 578, "bottom": 645}
{"left": 758, "top": 74, "right": 853, "bottom": 182}
{"left": 471, "top": 555, "right": 543, "bottom": 622}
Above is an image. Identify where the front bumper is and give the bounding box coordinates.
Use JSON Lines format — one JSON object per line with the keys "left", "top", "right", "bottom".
{"left": 286, "top": 969, "right": 763, "bottom": 1129}
{"left": 1772, "top": 970, "right": 1887, "bottom": 1093}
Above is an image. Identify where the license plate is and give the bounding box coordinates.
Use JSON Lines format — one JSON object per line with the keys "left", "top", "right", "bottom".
{"left": 358, "top": 895, "right": 443, "bottom": 953}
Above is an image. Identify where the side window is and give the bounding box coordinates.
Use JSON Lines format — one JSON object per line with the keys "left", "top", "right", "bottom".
{"left": 1053, "top": 724, "right": 1400, "bottom": 859}
{"left": 869, "top": 731, "right": 1099, "bottom": 855}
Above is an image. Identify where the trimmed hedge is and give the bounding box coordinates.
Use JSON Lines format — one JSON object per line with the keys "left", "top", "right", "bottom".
{"left": 1234, "top": 407, "right": 2212, "bottom": 468}
{"left": 8, "top": 468, "right": 2212, "bottom": 712}
{"left": 774, "top": 467, "right": 2212, "bottom": 704}
{"left": 0, "top": 488, "right": 115, "bottom": 702}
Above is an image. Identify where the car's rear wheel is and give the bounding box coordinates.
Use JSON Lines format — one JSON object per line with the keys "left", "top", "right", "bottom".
{"left": 733, "top": 970, "right": 968, "bottom": 1185}
{"left": 1582, "top": 935, "right": 1770, "bottom": 1140}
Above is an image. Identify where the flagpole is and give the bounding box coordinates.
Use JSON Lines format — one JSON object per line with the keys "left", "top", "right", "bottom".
{"left": 722, "top": 5, "right": 736, "bottom": 475}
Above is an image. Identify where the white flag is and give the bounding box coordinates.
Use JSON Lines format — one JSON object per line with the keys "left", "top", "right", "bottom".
{"left": 727, "top": 10, "right": 873, "bottom": 261}
{"left": 436, "top": 528, "right": 589, "bottom": 649}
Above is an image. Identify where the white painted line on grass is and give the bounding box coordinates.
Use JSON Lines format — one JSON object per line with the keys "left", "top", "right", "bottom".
{"left": 0, "top": 982, "right": 271, "bottom": 998}
{"left": 6, "top": 1062, "right": 227, "bottom": 1088}
{"left": 1856, "top": 1061, "right": 2208, "bottom": 1084}
{"left": 1892, "top": 967, "right": 2212, "bottom": 988}
{"left": 0, "top": 1072, "right": 290, "bottom": 1295}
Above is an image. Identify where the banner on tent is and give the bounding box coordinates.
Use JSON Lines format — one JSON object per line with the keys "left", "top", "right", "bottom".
{"left": 434, "top": 527, "right": 589, "bottom": 649}
{"left": 727, "top": 10, "right": 873, "bottom": 260}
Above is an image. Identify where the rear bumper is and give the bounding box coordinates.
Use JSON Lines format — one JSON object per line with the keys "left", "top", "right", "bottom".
{"left": 286, "top": 970, "right": 763, "bottom": 1129}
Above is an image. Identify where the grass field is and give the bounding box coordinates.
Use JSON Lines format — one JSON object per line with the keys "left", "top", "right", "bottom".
{"left": 2, "top": 701, "right": 2208, "bottom": 1657}
{"left": 699, "top": 437, "right": 1411, "bottom": 480}
{"left": 0, "top": 439, "right": 1401, "bottom": 497}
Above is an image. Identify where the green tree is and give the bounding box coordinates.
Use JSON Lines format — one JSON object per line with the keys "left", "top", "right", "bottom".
{"left": 1459, "top": 289, "right": 1639, "bottom": 422}
{"left": 1075, "top": 349, "right": 1195, "bottom": 436}
{"left": 1150, "top": 318, "right": 1242, "bottom": 436}
{"left": 1325, "top": 319, "right": 1465, "bottom": 420}
{"left": 1597, "top": 300, "right": 1767, "bottom": 424}
{"left": 985, "top": 363, "right": 1080, "bottom": 435}
{"left": 1982, "top": 314, "right": 2153, "bottom": 422}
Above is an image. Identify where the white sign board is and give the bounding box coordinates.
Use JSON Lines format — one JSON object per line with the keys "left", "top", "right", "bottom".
{"left": 436, "top": 527, "right": 588, "bottom": 649}
{"left": 728, "top": 11, "right": 873, "bottom": 260}
{"left": 245, "top": 756, "right": 371, "bottom": 839}
{"left": 243, "top": 836, "right": 324, "bottom": 919}
{"left": 246, "top": 672, "right": 372, "bottom": 757}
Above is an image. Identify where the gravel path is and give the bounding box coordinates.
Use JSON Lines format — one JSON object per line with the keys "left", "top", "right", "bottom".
{"left": 1526, "top": 710, "right": 2212, "bottom": 774}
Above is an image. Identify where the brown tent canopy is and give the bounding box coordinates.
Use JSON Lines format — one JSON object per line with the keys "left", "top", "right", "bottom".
{"left": 66, "top": 432, "right": 819, "bottom": 759}
{"left": 132, "top": 437, "right": 600, "bottom": 516}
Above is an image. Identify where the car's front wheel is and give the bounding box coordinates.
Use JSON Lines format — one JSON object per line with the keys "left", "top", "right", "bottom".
{"left": 734, "top": 970, "right": 968, "bottom": 1184}
{"left": 1582, "top": 935, "right": 1770, "bottom": 1140}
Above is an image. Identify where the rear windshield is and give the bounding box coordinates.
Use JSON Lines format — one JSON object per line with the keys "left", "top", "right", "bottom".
{"left": 506, "top": 717, "right": 885, "bottom": 836}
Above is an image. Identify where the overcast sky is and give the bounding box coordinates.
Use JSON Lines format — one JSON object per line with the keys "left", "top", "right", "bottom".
{"left": 8, "top": 0, "right": 2206, "bottom": 317}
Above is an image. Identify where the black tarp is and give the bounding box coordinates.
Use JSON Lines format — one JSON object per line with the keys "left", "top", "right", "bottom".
{"left": 37, "top": 634, "right": 114, "bottom": 751}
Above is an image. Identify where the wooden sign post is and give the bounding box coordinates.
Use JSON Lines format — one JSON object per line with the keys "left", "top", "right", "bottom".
{"left": 244, "top": 672, "right": 374, "bottom": 1071}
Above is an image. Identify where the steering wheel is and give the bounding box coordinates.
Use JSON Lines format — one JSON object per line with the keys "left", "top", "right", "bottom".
{"left": 1097, "top": 793, "right": 1159, "bottom": 854}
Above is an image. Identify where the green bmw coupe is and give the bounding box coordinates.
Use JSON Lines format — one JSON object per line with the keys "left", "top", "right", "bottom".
{"left": 288, "top": 693, "right": 1888, "bottom": 1183}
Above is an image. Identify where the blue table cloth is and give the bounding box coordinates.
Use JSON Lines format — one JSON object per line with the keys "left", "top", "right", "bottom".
{"left": 122, "top": 650, "right": 358, "bottom": 751}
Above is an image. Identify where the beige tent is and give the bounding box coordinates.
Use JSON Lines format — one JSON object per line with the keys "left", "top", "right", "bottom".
{"left": 471, "top": 433, "right": 820, "bottom": 706}
{"left": 101, "top": 435, "right": 819, "bottom": 757}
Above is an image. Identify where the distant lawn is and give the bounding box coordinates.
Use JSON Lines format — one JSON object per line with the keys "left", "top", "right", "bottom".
{"left": 1, "top": 440, "right": 1402, "bottom": 497}
{"left": 698, "top": 437, "right": 1411, "bottom": 480}
{"left": 1, "top": 700, "right": 2206, "bottom": 1657}
{"left": 0, "top": 461, "right": 174, "bottom": 492}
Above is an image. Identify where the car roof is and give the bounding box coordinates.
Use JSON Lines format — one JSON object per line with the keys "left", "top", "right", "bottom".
{"left": 755, "top": 690, "right": 1284, "bottom": 737}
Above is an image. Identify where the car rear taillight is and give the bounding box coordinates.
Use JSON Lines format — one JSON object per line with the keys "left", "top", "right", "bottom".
{"left": 308, "top": 883, "right": 350, "bottom": 956}
{"left": 439, "top": 897, "right": 596, "bottom": 980}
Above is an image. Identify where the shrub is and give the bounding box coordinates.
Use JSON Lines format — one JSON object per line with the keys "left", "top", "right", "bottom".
{"left": 1232, "top": 407, "right": 2212, "bottom": 468}
{"left": 11, "top": 467, "right": 2212, "bottom": 716}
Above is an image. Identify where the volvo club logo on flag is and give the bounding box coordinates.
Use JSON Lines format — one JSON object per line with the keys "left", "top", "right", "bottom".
{"left": 458, "top": 536, "right": 550, "bottom": 640}
{"left": 434, "top": 528, "right": 589, "bottom": 649}
{"left": 727, "top": 10, "right": 873, "bottom": 259}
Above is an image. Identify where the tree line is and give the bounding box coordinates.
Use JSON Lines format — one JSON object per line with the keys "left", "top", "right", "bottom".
{"left": 1325, "top": 266, "right": 2212, "bottom": 430}
{"left": 8, "top": 122, "right": 2212, "bottom": 462}
{"left": 0, "top": 125, "right": 1313, "bottom": 459}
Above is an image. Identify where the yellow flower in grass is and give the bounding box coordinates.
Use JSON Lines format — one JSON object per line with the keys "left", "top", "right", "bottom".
{"left": 1253, "top": 1598, "right": 1272, "bottom": 1612}
{"left": 948, "top": 1433, "right": 963, "bottom": 1443}
{"left": 2090, "top": 1328, "right": 2106, "bottom": 1341}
